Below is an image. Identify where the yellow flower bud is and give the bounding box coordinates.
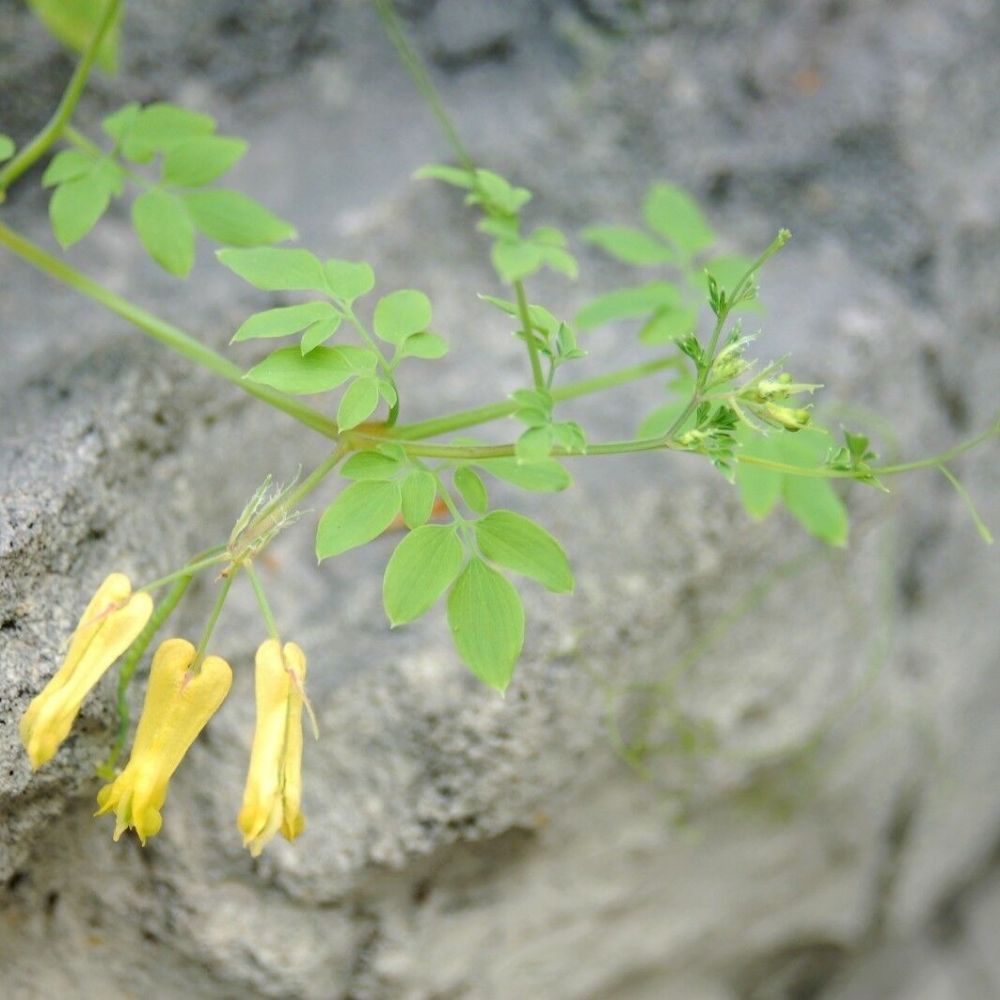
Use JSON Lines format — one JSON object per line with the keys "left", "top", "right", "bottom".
{"left": 20, "top": 572, "right": 153, "bottom": 769}
{"left": 237, "top": 639, "right": 308, "bottom": 857}
{"left": 95, "top": 638, "right": 232, "bottom": 845}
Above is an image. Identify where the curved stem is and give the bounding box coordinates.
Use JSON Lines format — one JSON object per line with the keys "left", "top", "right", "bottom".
{"left": 0, "top": 220, "right": 341, "bottom": 439}
{"left": 0, "top": 0, "right": 122, "bottom": 196}
{"left": 193, "top": 573, "right": 235, "bottom": 670}
{"left": 390, "top": 355, "right": 686, "bottom": 441}
{"left": 514, "top": 280, "right": 545, "bottom": 391}
{"left": 246, "top": 562, "right": 281, "bottom": 640}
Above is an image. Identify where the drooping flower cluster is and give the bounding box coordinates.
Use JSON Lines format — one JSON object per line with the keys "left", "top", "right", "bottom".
{"left": 20, "top": 573, "right": 310, "bottom": 856}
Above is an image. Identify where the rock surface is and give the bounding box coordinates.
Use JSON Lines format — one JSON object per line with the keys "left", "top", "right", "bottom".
{"left": 1, "top": 1, "right": 998, "bottom": 997}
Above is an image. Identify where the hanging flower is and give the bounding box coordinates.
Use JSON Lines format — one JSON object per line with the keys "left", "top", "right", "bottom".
{"left": 95, "top": 638, "right": 232, "bottom": 845}
{"left": 20, "top": 572, "right": 153, "bottom": 769}
{"left": 237, "top": 639, "right": 308, "bottom": 857}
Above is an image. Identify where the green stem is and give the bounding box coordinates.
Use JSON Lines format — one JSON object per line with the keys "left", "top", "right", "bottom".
{"left": 0, "top": 220, "right": 341, "bottom": 439}
{"left": 246, "top": 562, "right": 281, "bottom": 640}
{"left": 138, "top": 548, "right": 228, "bottom": 592}
{"left": 281, "top": 442, "right": 350, "bottom": 510}
{"left": 937, "top": 464, "right": 994, "bottom": 544}
{"left": 390, "top": 355, "right": 686, "bottom": 441}
{"left": 514, "top": 280, "right": 545, "bottom": 391}
{"left": 193, "top": 573, "right": 235, "bottom": 669}
{"left": 0, "top": 0, "right": 121, "bottom": 196}
{"left": 362, "top": 413, "right": 1000, "bottom": 479}
{"left": 374, "top": 0, "right": 475, "bottom": 170}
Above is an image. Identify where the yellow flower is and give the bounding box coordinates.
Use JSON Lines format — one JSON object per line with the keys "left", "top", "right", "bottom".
{"left": 237, "top": 639, "right": 308, "bottom": 857}
{"left": 20, "top": 572, "right": 153, "bottom": 769}
{"left": 96, "top": 638, "right": 232, "bottom": 845}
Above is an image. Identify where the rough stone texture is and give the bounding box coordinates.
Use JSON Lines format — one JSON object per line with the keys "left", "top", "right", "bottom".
{"left": 1, "top": 1, "right": 999, "bottom": 997}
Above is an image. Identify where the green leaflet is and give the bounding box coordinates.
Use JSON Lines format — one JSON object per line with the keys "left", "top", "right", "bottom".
{"left": 131, "top": 190, "right": 195, "bottom": 277}
{"left": 49, "top": 161, "right": 121, "bottom": 247}
{"left": 337, "top": 376, "right": 381, "bottom": 430}
{"left": 474, "top": 510, "right": 573, "bottom": 593}
{"left": 643, "top": 183, "right": 715, "bottom": 256}
{"left": 162, "top": 136, "right": 247, "bottom": 187}
{"left": 245, "top": 345, "right": 377, "bottom": 395}
{"left": 575, "top": 282, "right": 682, "bottom": 330}
{"left": 735, "top": 427, "right": 849, "bottom": 546}
{"left": 454, "top": 467, "right": 488, "bottom": 514}
{"left": 184, "top": 190, "right": 296, "bottom": 247}
{"left": 400, "top": 470, "right": 438, "bottom": 528}
{"left": 373, "top": 290, "right": 432, "bottom": 344}
{"left": 383, "top": 525, "right": 465, "bottom": 626}
{"left": 447, "top": 558, "right": 524, "bottom": 692}
{"left": 316, "top": 481, "right": 402, "bottom": 560}
{"left": 476, "top": 457, "right": 571, "bottom": 493}
{"left": 324, "top": 259, "right": 375, "bottom": 302}
{"left": 217, "top": 247, "right": 326, "bottom": 291}
{"left": 231, "top": 302, "right": 338, "bottom": 344}
{"left": 581, "top": 225, "right": 674, "bottom": 266}
{"left": 28, "top": 0, "right": 121, "bottom": 74}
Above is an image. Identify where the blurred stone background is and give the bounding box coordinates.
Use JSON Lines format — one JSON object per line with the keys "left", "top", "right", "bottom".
{"left": 1, "top": 1, "right": 998, "bottom": 997}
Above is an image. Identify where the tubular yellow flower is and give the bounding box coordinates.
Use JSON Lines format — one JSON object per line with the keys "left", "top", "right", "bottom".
{"left": 95, "top": 638, "right": 232, "bottom": 845}
{"left": 238, "top": 639, "right": 308, "bottom": 857}
{"left": 20, "top": 572, "right": 153, "bottom": 769}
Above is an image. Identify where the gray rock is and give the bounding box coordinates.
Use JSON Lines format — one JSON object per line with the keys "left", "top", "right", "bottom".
{"left": 1, "top": 1, "right": 999, "bottom": 998}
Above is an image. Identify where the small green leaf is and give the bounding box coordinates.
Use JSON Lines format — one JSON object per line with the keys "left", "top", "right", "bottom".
{"left": 102, "top": 102, "right": 139, "bottom": 142}
{"left": 185, "top": 190, "right": 296, "bottom": 247}
{"left": 341, "top": 451, "right": 403, "bottom": 481}
{"left": 131, "top": 189, "right": 196, "bottom": 277}
{"left": 475, "top": 510, "right": 573, "bottom": 594}
{"left": 300, "top": 315, "right": 342, "bottom": 354}
{"left": 337, "top": 376, "right": 381, "bottom": 430}
{"left": 538, "top": 245, "right": 579, "bottom": 279}
{"left": 0, "top": 135, "right": 16, "bottom": 163}
{"left": 28, "top": 0, "right": 121, "bottom": 74}
{"left": 491, "top": 239, "right": 543, "bottom": 283}
{"left": 639, "top": 306, "right": 698, "bottom": 344}
{"left": 478, "top": 294, "right": 560, "bottom": 336}
{"left": 454, "top": 467, "right": 488, "bottom": 514}
{"left": 373, "top": 290, "right": 432, "bottom": 344}
{"left": 575, "top": 282, "right": 683, "bottom": 330}
{"left": 231, "top": 302, "right": 337, "bottom": 343}
{"left": 324, "top": 259, "right": 375, "bottom": 302}
{"left": 217, "top": 247, "right": 325, "bottom": 291}
{"left": 705, "top": 254, "right": 763, "bottom": 313}
{"left": 121, "top": 103, "right": 216, "bottom": 163}
{"left": 782, "top": 476, "right": 848, "bottom": 547}
{"left": 401, "top": 470, "right": 438, "bottom": 529}
{"left": 414, "top": 164, "right": 476, "bottom": 189}
{"left": 316, "top": 481, "right": 402, "bottom": 560}
{"left": 734, "top": 432, "right": 782, "bottom": 520}
{"left": 162, "top": 136, "right": 247, "bottom": 187}
{"left": 49, "top": 168, "right": 115, "bottom": 247}
{"left": 515, "top": 426, "right": 554, "bottom": 463}
{"left": 399, "top": 332, "right": 448, "bottom": 360}
{"left": 383, "top": 525, "right": 465, "bottom": 626}
{"left": 378, "top": 379, "right": 398, "bottom": 408}
{"left": 447, "top": 558, "right": 524, "bottom": 691}
{"left": 581, "top": 225, "right": 674, "bottom": 265}
{"left": 643, "top": 183, "right": 715, "bottom": 256}
{"left": 470, "top": 169, "right": 532, "bottom": 216}
{"left": 41, "top": 149, "right": 94, "bottom": 187}
{"left": 477, "top": 457, "right": 571, "bottom": 493}
{"left": 245, "top": 345, "right": 377, "bottom": 394}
